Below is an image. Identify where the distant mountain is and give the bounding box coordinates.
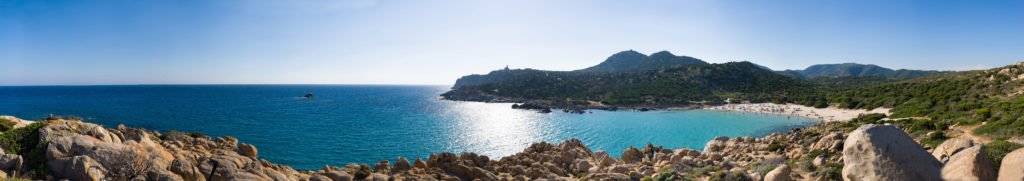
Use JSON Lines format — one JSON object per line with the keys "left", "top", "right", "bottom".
{"left": 445, "top": 60, "right": 819, "bottom": 107}
{"left": 452, "top": 50, "right": 708, "bottom": 89}
{"left": 779, "top": 63, "right": 942, "bottom": 79}
{"left": 577, "top": 50, "right": 708, "bottom": 73}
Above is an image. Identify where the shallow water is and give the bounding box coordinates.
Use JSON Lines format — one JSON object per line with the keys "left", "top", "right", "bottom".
{"left": 0, "top": 85, "right": 817, "bottom": 170}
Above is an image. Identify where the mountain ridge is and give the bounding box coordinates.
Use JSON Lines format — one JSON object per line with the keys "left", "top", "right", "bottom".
{"left": 778, "top": 63, "right": 943, "bottom": 79}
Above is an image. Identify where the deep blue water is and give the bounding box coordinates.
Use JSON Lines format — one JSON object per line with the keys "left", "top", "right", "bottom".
{"left": 0, "top": 85, "right": 816, "bottom": 170}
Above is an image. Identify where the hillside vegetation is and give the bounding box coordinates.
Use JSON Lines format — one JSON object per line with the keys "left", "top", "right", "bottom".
{"left": 445, "top": 61, "right": 823, "bottom": 107}
{"left": 824, "top": 63, "right": 1024, "bottom": 139}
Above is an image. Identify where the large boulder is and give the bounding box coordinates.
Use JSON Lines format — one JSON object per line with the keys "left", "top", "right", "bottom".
{"left": 998, "top": 148, "right": 1024, "bottom": 181}
{"left": 812, "top": 132, "right": 844, "bottom": 152}
{"left": 932, "top": 138, "right": 975, "bottom": 163}
{"left": 704, "top": 136, "right": 729, "bottom": 153}
{"left": 393, "top": 157, "right": 411, "bottom": 172}
{"left": 621, "top": 147, "right": 642, "bottom": 163}
{"left": 763, "top": 164, "right": 792, "bottom": 181}
{"left": 941, "top": 145, "right": 996, "bottom": 181}
{"left": 237, "top": 143, "right": 258, "bottom": 159}
{"left": 842, "top": 124, "right": 942, "bottom": 181}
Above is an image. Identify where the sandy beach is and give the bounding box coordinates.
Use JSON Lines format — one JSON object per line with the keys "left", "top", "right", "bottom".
{"left": 704, "top": 103, "right": 890, "bottom": 122}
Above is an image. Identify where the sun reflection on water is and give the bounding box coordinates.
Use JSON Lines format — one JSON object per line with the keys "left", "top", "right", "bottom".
{"left": 442, "top": 101, "right": 547, "bottom": 158}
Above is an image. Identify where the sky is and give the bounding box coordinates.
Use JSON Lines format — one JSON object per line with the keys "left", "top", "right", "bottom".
{"left": 1, "top": 0, "right": 1022, "bottom": 85}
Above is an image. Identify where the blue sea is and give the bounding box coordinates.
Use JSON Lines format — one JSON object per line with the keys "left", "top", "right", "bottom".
{"left": 0, "top": 85, "right": 816, "bottom": 170}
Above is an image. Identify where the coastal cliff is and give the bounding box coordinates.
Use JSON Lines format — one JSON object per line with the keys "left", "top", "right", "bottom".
{"left": 0, "top": 115, "right": 1021, "bottom": 181}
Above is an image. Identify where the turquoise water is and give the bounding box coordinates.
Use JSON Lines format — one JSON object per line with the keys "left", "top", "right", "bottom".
{"left": 0, "top": 85, "right": 817, "bottom": 170}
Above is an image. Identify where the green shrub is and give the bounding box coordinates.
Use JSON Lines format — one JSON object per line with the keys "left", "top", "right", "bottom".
{"left": 653, "top": 171, "right": 676, "bottom": 181}
{"left": 985, "top": 140, "right": 1023, "bottom": 170}
{"left": 920, "top": 131, "right": 948, "bottom": 148}
{"left": 807, "top": 149, "right": 826, "bottom": 159}
{"left": 851, "top": 113, "right": 886, "bottom": 124}
{"left": 767, "top": 140, "right": 787, "bottom": 152}
{"left": 0, "top": 122, "right": 49, "bottom": 178}
{"left": 802, "top": 131, "right": 820, "bottom": 138}
{"left": 0, "top": 118, "right": 16, "bottom": 132}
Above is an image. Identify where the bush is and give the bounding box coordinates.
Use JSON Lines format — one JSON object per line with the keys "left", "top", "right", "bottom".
{"left": 920, "top": 131, "right": 948, "bottom": 148}
{"left": 0, "top": 122, "right": 49, "bottom": 178}
{"left": 985, "top": 140, "right": 1023, "bottom": 170}
{"left": 0, "top": 118, "right": 16, "bottom": 132}
{"left": 851, "top": 113, "right": 886, "bottom": 124}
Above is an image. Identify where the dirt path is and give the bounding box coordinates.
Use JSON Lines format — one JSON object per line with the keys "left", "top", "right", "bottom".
{"left": 948, "top": 123, "right": 992, "bottom": 144}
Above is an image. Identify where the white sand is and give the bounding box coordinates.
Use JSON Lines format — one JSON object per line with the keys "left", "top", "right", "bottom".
{"left": 704, "top": 103, "right": 890, "bottom": 122}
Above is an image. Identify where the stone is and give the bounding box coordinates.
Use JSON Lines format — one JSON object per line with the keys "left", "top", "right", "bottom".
{"left": 365, "top": 173, "right": 390, "bottom": 181}
{"left": 373, "top": 160, "right": 390, "bottom": 173}
{"left": 585, "top": 173, "right": 631, "bottom": 181}
{"left": 812, "top": 132, "right": 844, "bottom": 151}
{"left": 621, "top": 147, "right": 642, "bottom": 163}
{"left": 69, "top": 156, "right": 105, "bottom": 181}
{"left": 393, "top": 157, "right": 411, "bottom": 172}
{"left": 764, "top": 164, "right": 792, "bottom": 181}
{"left": 574, "top": 160, "right": 592, "bottom": 173}
{"left": 324, "top": 170, "right": 354, "bottom": 181}
{"left": 237, "top": 143, "right": 258, "bottom": 159}
{"left": 842, "top": 124, "right": 942, "bottom": 181}
{"left": 0, "top": 154, "right": 23, "bottom": 174}
{"left": 812, "top": 156, "right": 825, "bottom": 167}
{"left": 704, "top": 136, "right": 729, "bottom": 153}
{"left": 413, "top": 158, "right": 427, "bottom": 169}
{"left": 932, "top": 138, "right": 974, "bottom": 163}
{"left": 998, "top": 148, "right": 1024, "bottom": 181}
{"left": 941, "top": 146, "right": 996, "bottom": 181}
{"left": 169, "top": 159, "right": 204, "bottom": 181}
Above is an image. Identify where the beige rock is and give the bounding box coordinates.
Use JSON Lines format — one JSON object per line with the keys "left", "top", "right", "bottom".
{"left": 413, "top": 158, "right": 427, "bottom": 169}
{"left": 393, "top": 157, "right": 411, "bottom": 172}
{"left": 238, "top": 143, "right": 258, "bottom": 159}
{"left": 169, "top": 159, "right": 205, "bottom": 181}
{"left": 812, "top": 132, "right": 844, "bottom": 152}
{"left": 932, "top": 138, "right": 975, "bottom": 163}
{"left": 941, "top": 146, "right": 996, "bottom": 181}
{"left": 373, "top": 160, "right": 390, "bottom": 172}
{"left": 998, "top": 148, "right": 1024, "bottom": 181}
{"left": 325, "top": 170, "right": 354, "bottom": 181}
{"left": 764, "top": 164, "right": 792, "bottom": 181}
{"left": 70, "top": 156, "right": 105, "bottom": 181}
{"left": 812, "top": 156, "right": 825, "bottom": 167}
{"left": 364, "top": 173, "right": 390, "bottom": 181}
{"left": 621, "top": 147, "right": 642, "bottom": 163}
{"left": 585, "top": 173, "right": 631, "bottom": 181}
{"left": 704, "top": 136, "right": 729, "bottom": 153}
{"left": 842, "top": 124, "right": 942, "bottom": 181}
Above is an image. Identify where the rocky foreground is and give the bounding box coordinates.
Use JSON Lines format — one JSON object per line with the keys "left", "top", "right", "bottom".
{"left": 0, "top": 116, "right": 1022, "bottom": 181}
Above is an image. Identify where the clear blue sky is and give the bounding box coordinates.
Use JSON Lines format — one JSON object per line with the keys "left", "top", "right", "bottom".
{"left": 1, "top": 0, "right": 1022, "bottom": 85}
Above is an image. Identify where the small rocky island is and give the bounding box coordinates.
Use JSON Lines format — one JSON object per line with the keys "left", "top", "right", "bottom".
{"left": 0, "top": 114, "right": 1021, "bottom": 181}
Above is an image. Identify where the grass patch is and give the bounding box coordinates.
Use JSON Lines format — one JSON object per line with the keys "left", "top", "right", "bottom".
{"left": 985, "top": 140, "right": 1023, "bottom": 170}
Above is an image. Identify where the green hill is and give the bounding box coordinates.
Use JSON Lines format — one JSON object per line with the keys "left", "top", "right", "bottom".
{"left": 824, "top": 62, "right": 1024, "bottom": 139}
{"left": 444, "top": 61, "right": 820, "bottom": 107}
{"left": 779, "top": 63, "right": 943, "bottom": 79}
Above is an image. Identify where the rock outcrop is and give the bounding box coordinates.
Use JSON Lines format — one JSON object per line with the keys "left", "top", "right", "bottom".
{"left": 842, "top": 124, "right": 942, "bottom": 181}
{"left": 941, "top": 145, "right": 996, "bottom": 181}
{"left": 764, "top": 164, "right": 792, "bottom": 181}
{"left": 998, "top": 148, "right": 1024, "bottom": 181}
{"left": 5, "top": 115, "right": 1004, "bottom": 181}
{"left": 933, "top": 138, "right": 975, "bottom": 163}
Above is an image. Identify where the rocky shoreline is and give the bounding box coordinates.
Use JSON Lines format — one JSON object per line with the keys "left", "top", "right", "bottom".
{"left": 0, "top": 115, "right": 1022, "bottom": 180}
